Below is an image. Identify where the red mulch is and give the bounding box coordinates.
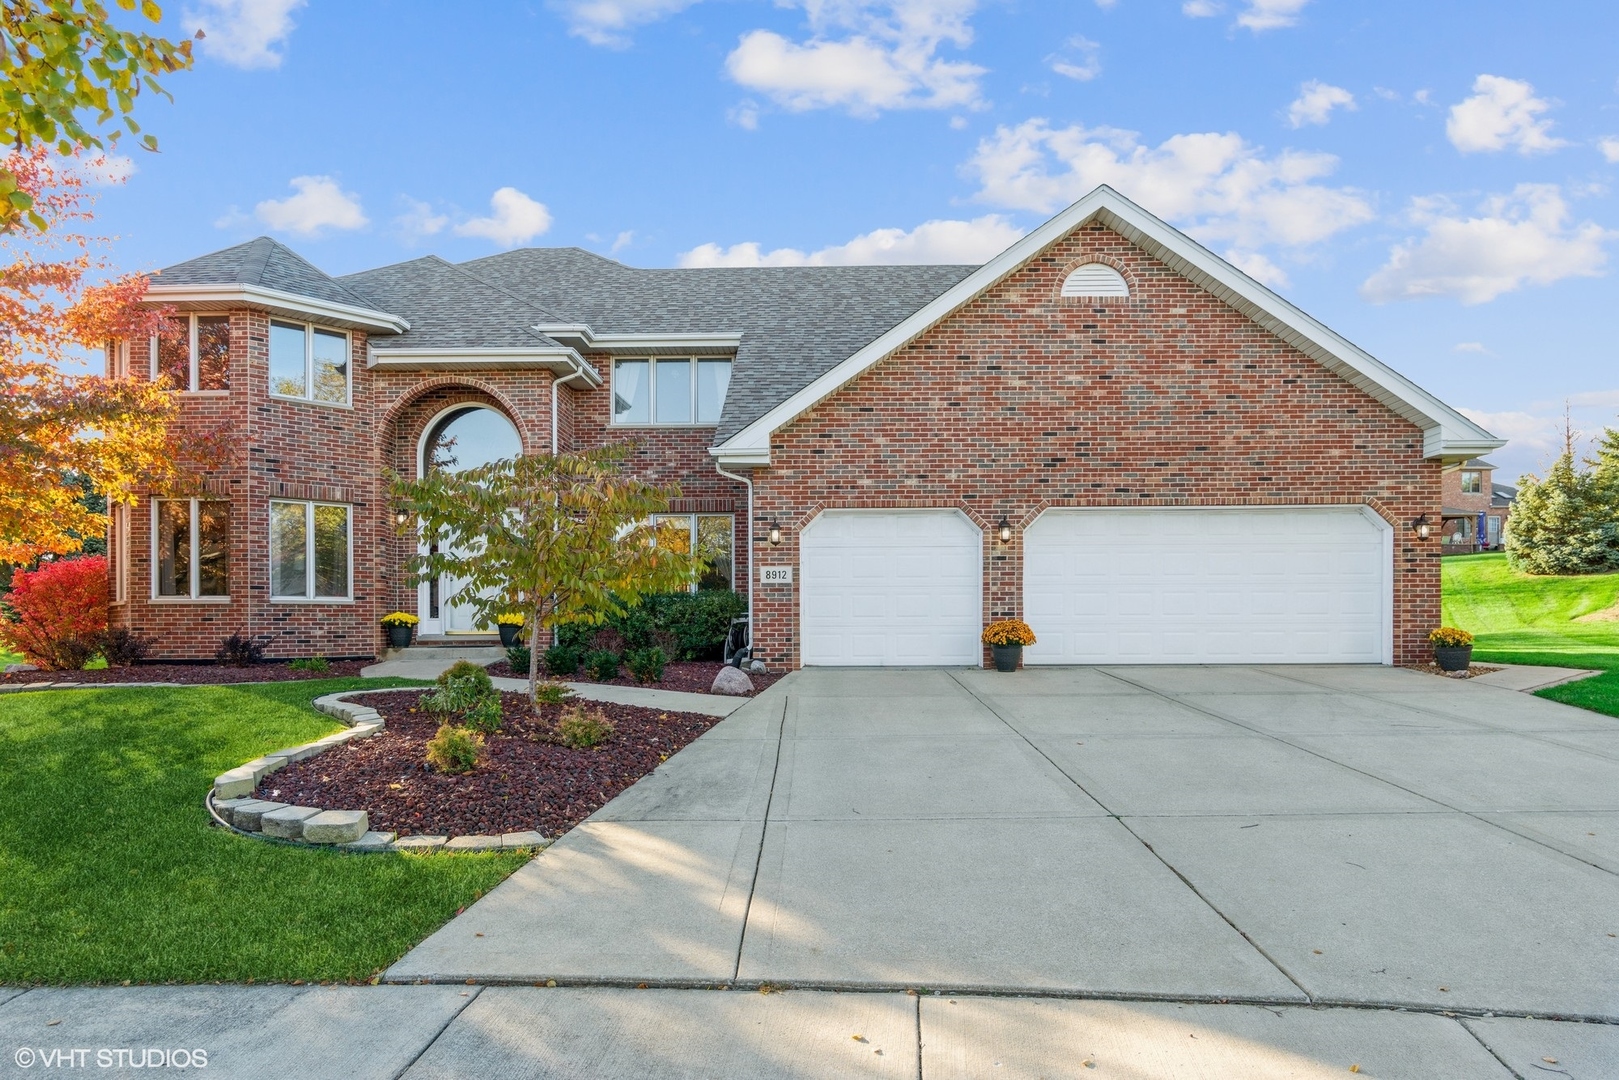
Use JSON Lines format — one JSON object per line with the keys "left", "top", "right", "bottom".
{"left": 486, "top": 658, "right": 784, "bottom": 695}
{"left": 0, "top": 660, "right": 374, "bottom": 685}
{"left": 256, "top": 689, "right": 723, "bottom": 837}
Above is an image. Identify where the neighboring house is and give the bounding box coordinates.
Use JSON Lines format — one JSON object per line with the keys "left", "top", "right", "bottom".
{"left": 109, "top": 186, "right": 1502, "bottom": 668}
{"left": 1439, "top": 458, "right": 1513, "bottom": 553}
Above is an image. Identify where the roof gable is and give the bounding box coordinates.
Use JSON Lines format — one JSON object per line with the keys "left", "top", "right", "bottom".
{"left": 710, "top": 185, "right": 1504, "bottom": 467}
{"left": 155, "top": 236, "right": 382, "bottom": 311}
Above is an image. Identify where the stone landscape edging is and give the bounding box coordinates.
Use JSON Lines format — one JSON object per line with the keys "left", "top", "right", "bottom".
{"left": 205, "top": 688, "right": 550, "bottom": 855}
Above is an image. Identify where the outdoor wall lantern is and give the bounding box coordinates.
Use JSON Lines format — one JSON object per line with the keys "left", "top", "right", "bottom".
{"left": 1410, "top": 513, "right": 1433, "bottom": 541}
{"left": 394, "top": 510, "right": 409, "bottom": 526}
{"left": 997, "top": 516, "right": 1014, "bottom": 544}
{"left": 767, "top": 519, "right": 783, "bottom": 546}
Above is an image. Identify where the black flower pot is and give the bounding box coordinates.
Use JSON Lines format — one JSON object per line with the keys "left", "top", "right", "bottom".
{"left": 386, "top": 625, "right": 414, "bottom": 649}
{"left": 991, "top": 644, "right": 1022, "bottom": 672}
{"left": 499, "top": 623, "right": 523, "bottom": 649}
{"left": 1434, "top": 644, "right": 1473, "bottom": 672}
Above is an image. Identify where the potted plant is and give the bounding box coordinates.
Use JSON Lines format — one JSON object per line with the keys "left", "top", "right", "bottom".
{"left": 982, "top": 619, "right": 1037, "bottom": 672}
{"left": 495, "top": 612, "right": 526, "bottom": 649}
{"left": 380, "top": 611, "right": 420, "bottom": 649}
{"left": 1429, "top": 626, "right": 1474, "bottom": 672}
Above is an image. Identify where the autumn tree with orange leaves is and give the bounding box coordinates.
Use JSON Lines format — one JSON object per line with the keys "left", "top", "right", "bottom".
{"left": 0, "top": 147, "right": 210, "bottom": 563}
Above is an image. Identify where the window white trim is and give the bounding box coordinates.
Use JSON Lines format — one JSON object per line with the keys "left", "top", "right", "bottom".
{"left": 268, "top": 319, "right": 352, "bottom": 407}
{"left": 269, "top": 499, "right": 354, "bottom": 602}
{"left": 112, "top": 502, "right": 129, "bottom": 605}
{"left": 611, "top": 356, "right": 730, "bottom": 428}
{"left": 150, "top": 497, "right": 230, "bottom": 601}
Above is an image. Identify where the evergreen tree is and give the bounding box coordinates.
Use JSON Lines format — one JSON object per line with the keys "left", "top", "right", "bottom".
{"left": 1506, "top": 419, "right": 1619, "bottom": 574}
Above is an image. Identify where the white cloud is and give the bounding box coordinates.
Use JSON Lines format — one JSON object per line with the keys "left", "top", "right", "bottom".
{"left": 678, "top": 213, "right": 1023, "bottom": 267}
{"left": 965, "top": 120, "right": 1374, "bottom": 277}
{"left": 1453, "top": 341, "right": 1491, "bottom": 354}
{"left": 394, "top": 197, "right": 449, "bottom": 243}
{"left": 728, "top": 99, "right": 761, "bottom": 130}
{"left": 254, "top": 176, "right": 367, "bottom": 237}
{"left": 554, "top": 0, "right": 700, "bottom": 47}
{"left": 1599, "top": 137, "right": 1619, "bottom": 164}
{"left": 725, "top": 0, "right": 986, "bottom": 117}
{"left": 1287, "top": 80, "right": 1355, "bottom": 128}
{"left": 453, "top": 187, "right": 553, "bottom": 247}
{"left": 1223, "top": 249, "right": 1289, "bottom": 287}
{"left": 1360, "top": 184, "right": 1611, "bottom": 305}
{"left": 1093, "top": 0, "right": 1117, "bottom": 8}
{"left": 81, "top": 154, "right": 135, "bottom": 185}
{"left": 1446, "top": 75, "right": 1566, "bottom": 155}
{"left": 1047, "top": 35, "right": 1101, "bottom": 82}
{"left": 1182, "top": 0, "right": 1221, "bottom": 16}
{"left": 610, "top": 230, "right": 636, "bottom": 253}
{"left": 187, "top": 0, "right": 305, "bottom": 69}
{"left": 1236, "top": 0, "right": 1309, "bottom": 31}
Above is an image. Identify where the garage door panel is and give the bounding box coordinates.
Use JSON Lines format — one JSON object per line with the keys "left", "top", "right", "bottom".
{"left": 1024, "top": 508, "right": 1388, "bottom": 665}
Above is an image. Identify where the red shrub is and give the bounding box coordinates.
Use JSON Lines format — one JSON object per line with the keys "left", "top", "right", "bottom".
{"left": 0, "top": 556, "right": 108, "bottom": 670}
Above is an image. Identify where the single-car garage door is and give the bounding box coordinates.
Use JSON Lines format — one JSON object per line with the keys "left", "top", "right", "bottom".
{"left": 800, "top": 510, "right": 982, "bottom": 666}
{"left": 1023, "top": 507, "right": 1391, "bottom": 665}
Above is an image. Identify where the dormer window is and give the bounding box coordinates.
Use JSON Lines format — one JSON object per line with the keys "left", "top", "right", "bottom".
{"left": 1061, "top": 263, "right": 1130, "bottom": 298}
{"left": 1460, "top": 471, "right": 1482, "bottom": 494}
{"left": 612, "top": 357, "right": 730, "bottom": 426}
{"left": 153, "top": 314, "right": 230, "bottom": 392}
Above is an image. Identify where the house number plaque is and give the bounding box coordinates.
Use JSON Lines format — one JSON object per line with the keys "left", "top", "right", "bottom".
{"left": 760, "top": 566, "right": 794, "bottom": 585}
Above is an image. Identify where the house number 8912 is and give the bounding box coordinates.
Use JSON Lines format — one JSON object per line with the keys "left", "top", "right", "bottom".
{"left": 760, "top": 567, "right": 793, "bottom": 585}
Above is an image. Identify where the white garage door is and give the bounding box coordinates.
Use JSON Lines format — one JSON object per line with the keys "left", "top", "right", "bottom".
{"left": 1023, "top": 508, "right": 1390, "bottom": 665}
{"left": 800, "top": 510, "right": 982, "bottom": 666}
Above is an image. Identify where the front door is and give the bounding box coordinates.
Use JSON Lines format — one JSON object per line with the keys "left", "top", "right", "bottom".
{"left": 415, "top": 404, "right": 522, "bottom": 636}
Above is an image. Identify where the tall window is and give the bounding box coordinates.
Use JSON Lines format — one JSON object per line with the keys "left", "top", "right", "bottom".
{"left": 153, "top": 499, "right": 229, "bottom": 599}
{"left": 652, "top": 514, "right": 734, "bottom": 591}
{"left": 1460, "top": 471, "right": 1482, "bottom": 494}
{"left": 152, "top": 314, "right": 230, "bottom": 391}
{"left": 612, "top": 358, "right": 730, "bottom": 425}
{"left": 269, "top": 320, "right": 350, "bottom": 404}
{"left": 270, "top": 501, "right": 351, "bottom": 600}
{"left": 110, "top": 502, "right": 129, "bottom": 603}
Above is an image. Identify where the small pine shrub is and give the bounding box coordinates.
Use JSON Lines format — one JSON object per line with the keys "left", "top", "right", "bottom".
{"left": 216, "top": 632, "right": 269, "bottom": 666}
{"left": 0, "top": 556, "right": 108, "bottom": 670}
{"left": 625, "top": 645, "right": 667, "bottom": 684}
{"left": 555, "top": 703, "right": 613, "bottom": 749}
{"left": 425, "top": 723, "right": 483, "bottom": 773}
{"left": 289, "top": 656, "right": 330, "bottom": 673}
{"left": 543, "top": 644, "right": 580, "bottom": 677}
{"left": 584, "top": 649, "right": 620, "bottom": 681}
{"left": 463, "top": 695, "right": 504, "bottom": 735}
{"left": 533, "top": 680, "right": 573, "bottom": 705}
{"left": 98, "top": 627, "right": 152, "bottom": 667}
{"left": 506, "top": 644, "right": 531, "bottom": 673}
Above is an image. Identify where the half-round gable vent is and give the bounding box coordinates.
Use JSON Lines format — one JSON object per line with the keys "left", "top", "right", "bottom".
{"left": 1061, "top": 263, "right": 1130, "bottom": 298}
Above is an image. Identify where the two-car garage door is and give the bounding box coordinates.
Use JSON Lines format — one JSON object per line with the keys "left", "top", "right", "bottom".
{"left": 797, "top": 507, "right": 1391, "bottom": 666}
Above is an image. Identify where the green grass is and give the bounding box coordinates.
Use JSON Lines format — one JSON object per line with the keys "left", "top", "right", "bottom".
{"left": 0, "top": 649, "right": 21, "bottom": 668}
{"left": 0, "top": 678, "right": 527, "bottom": 985}
{"left": 1442, "top": 552, "right": 1619, "bottom": 717}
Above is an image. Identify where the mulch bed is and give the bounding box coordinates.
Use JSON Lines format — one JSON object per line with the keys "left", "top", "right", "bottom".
{"left": 0, "top": 660, "right": 374, "bottom": 686}
{"left": 486, "top": 658, "right": 784, "bottom": 695}
{"left": 257, "top": 689, "right": 723, "bottom": 837}
{"left": 1413, "top": 663, "right": 1504, "bottom": 680}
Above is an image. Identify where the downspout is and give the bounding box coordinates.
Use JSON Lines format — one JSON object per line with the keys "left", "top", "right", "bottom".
{"left": 550, "top": 356, "right": 593, "bottom": 455}
{"left": 713, "top": 460, "right": 755, "bottom": 639}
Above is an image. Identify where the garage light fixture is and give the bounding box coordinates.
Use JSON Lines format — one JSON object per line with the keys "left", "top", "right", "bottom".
{"left": 997, "top": 516, "right": 1013, "bottom": 544}
{"left": 1410, "top": 513, "right": 1433, "bottom": 541}
{"left": 767, "top": 519, "right": 782, "bottom": 546}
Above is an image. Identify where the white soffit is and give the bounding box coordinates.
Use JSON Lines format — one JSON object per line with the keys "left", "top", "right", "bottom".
{"left": 145, "top": 283, "right": 410, "bottom": 335}
{"left": 367, "top": 347, "right": 603, "bottom": 387}
{"left": 710, "top": 185, "right": 1502, "bottom": 467}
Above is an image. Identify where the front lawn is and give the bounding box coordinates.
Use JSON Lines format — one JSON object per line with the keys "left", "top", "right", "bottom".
{"left": 0, "top": 679, "right": 527, "bottom": 985}
{"left": 1442, "top": 552, "right": 1619, "bottom": 718}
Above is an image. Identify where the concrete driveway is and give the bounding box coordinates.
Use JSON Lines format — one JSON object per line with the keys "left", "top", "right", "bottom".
{"left": 390, "top": 665, "right": 1619, "bottom": 1022}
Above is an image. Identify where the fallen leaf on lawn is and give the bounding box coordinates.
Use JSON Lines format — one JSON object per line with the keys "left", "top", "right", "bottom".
{"left": 852, "top": 1034, "right": 867, "bottom": 1042}
{"left": 1349, "top": 1066, "right": 1360, "bottom": 1074}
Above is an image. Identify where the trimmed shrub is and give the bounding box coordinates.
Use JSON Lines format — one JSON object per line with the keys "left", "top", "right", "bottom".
{"left": 506, "top": 644, "right": 531, "bottom": 673}
{"left": 555, "top": 590, "right": 747, "bottom": 661}
{"left": 98, "top": 627, "right": 152, "bottom": 667}
{"left": 625, "top": 645, "right": 667, "bottom": 684}
{"left": 584, "top": 649, "right": 620, "bottom": 681}
{"left": 463, "top": 696, "right": 504, "bottom": 735}
{"left": 554, "top": 703, "right": 613, "bottom": 749}
{"left": 425, "top": 723, "right": 483, "bottom": 773}
{"left": 534, "top": 680, "right": 573, "bottom": 705}
{"left": 425, "top": 660, "right": 495, "bottom": 715}
{"left": 216, "top": 632, "right": 269, "bottom": 667}
{"left": 289, "top": 656, "right": 330, "bottom": 673}
{"left": 0, "top": 556, "right": 108, "bottom": 671}
{"left": 543, "top": 644, "right": 580, "bottom": 677}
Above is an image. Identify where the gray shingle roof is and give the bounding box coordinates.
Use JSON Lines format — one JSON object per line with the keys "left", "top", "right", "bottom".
{"left": 461, "top": 248, "right": 975, "bottom": 441}
{"left": 337, "top": 256, "right": 565, "bottom": 353}
{"left": 155, "top": 236, "right": 383, "bottom": 313}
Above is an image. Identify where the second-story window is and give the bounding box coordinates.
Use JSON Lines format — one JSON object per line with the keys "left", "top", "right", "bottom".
{"left": 270, "top": 320, "right": 350, "bottom": 405}
{"left": 153, "top": 315, "right": 230, "bottom": 392}
{"left": 612, "top": 357, "right": 730, "bottom": 425}
{"left": 1460, "top": 471, "right": 1482, "bottom": 494}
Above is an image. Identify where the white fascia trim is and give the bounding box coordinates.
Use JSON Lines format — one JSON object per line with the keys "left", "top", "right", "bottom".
{"left": 535, "top": 325, "right": 743, "bottom": 353}
{"left": 710, "top": 445, "right": 771, "bottom": 470}
{"left": 145, "top": 283, "right": 410, "bottom": 334}
{"left": 710, "top": 184, "right": 1503, "bottom": 465}
{"left": 368, "top": 347, "right": 603, "bottom": 387}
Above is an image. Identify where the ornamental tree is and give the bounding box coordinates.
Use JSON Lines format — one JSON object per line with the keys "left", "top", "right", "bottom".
{"left": 0, "top": 553, "right": 107, "bottom": 668}
{"left": 391, "top": 444, "right": 703, "bottom": 706}
{"left": 0, "top": 147, "right": 210, "bottom": 563}
{"left": 0, "top": 0, "right": 194, "bottom": 231}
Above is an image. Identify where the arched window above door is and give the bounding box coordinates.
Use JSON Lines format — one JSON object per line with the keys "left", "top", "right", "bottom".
{"left": 421, "top": 405, "right": 522, "bottom": 475}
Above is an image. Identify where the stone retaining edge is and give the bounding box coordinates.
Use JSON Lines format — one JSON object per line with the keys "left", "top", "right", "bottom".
{"left": 207, "top": 688, "right": 550, "bottom": 855}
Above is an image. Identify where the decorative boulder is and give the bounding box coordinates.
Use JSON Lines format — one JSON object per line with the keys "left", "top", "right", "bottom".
{"left": 3, "top": 662, "right": 38, "bottom": 674}
{"left": 711, "top": 666, "right": 754, "bottom": 696}
{"left": 747, "top": 659, "right": 768, "bottom": 674}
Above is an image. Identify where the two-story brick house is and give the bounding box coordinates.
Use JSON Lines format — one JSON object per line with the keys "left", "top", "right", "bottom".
{"left": 110, "top": 186, "right": 1502, "bottom": 668}
{"left": 1440, "top": 458, "right": 1514, "bottom": 553}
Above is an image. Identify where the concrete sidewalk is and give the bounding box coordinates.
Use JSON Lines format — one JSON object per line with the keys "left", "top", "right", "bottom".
{"left": 2, "top": 984, "right": 1614, "bottom": 1079}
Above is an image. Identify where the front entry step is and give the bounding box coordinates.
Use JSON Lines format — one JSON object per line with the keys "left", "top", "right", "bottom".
{"left": 365, "top": 645, "right": 505, "bottom": 679}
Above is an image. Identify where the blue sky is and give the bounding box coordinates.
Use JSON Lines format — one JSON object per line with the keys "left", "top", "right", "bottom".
{"left": 88, "top": 0, "right": 1619, "bottom": 479}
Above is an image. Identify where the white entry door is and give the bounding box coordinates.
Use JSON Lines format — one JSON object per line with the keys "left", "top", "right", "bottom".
{"left": 1023, "top": 507, "right": 1391, "bottom": 665}
{"left": 800, "top": 510, "right": 983, "bottom": 666}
